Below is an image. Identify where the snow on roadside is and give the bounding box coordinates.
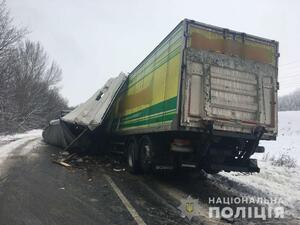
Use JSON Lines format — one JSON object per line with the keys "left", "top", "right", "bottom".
{"left": 214, "top": 161, "right": 300, "bottom": 218}
{"left": 0, "top": 130, "right": 42, "bottom": 165}
{"left": 214, "top": 111, "right": 300, "bottom": 218}
{"left": 0, "top": 129, "right": 42, "bottom": 144}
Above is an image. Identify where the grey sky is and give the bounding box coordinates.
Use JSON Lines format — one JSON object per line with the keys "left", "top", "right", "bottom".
{"left": 7, "top": 0, "right": 300, "bottom": 105}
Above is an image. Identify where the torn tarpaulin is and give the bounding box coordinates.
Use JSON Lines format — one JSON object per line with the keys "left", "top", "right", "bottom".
{"left": 42, "top": 72, "right": 127, "bottom": 151}
{"left": 62, "top": 72, "right": 127, "bottom": 131}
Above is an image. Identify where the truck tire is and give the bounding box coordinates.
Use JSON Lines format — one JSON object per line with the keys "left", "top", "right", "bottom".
{"left": 127, "top": 138, "right": 140, "bottom": 174}
{"left": 139, "top": 136, "right": 154, "bottom": 173}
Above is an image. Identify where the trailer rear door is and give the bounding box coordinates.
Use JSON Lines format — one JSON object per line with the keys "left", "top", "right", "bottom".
{"left": 181, "top": 21, "right": 279, "bottom": 139}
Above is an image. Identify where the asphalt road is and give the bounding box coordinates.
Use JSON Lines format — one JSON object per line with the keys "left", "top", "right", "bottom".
{"left": 0, "top": 136, "right": 298, "bottom": 225}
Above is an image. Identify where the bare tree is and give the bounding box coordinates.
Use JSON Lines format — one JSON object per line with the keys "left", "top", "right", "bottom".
{"left": 0, "top": 1, "right": 25, "bottom": 58}
{"left": 0, "top": 1, "right": 68, "bottom": 133}
{"left": 0, "top": 0, "right": 26, "bottom": 132}
{"left": 10, "top": 41, "right": 67, "bottom": 131}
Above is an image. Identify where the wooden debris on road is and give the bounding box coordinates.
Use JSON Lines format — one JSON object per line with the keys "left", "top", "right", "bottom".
{"left": 52, "top": 160, "right": 72, "bottom": 168}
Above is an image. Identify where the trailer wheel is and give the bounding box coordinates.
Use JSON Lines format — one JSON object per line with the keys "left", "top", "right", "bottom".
{"left": 127, "top": 138, "right": 140, "bottom": 174}
{"left": 139, "top": 136, "right": 154, "bottom": 173}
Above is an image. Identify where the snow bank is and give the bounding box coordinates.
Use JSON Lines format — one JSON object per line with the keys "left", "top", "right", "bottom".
{"left": 215, "top": 161, "right": 300, "bottom": 218}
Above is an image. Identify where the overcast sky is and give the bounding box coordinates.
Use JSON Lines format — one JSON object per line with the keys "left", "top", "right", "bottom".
{"left": 7, "top": 0, "right": 300, "bottom": 106}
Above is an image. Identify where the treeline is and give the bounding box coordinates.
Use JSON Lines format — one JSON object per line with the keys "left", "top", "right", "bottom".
{"left": 279, "top": 89, "right": 300, "bottom": 111}
{"left": 0, "top": 1, "right": 67, "bottom": 133}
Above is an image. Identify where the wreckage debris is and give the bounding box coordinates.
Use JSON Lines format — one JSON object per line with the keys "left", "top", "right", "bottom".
{"left": 60, "top": 151, "right": 69, "bottom": 156}
{"left": 43, "top": 73, "right": 127, "bottom": 152}
{"left": 113, "top": 168, "right": 126, "bottom": 172}
{"left": 76, "top": 158, "right": 83, "bottom": 163}
{"left": 52, "top": 152, "right": 80, "bottom": 168}
{"left": 53, "top": 160, "right": 72, "bottom": 168}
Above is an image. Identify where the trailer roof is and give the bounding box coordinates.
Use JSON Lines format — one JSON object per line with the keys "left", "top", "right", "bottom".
{"left": 128, "top": 19, "right": 279, "bottom": 78}
{"left": 186, "top": 19, "right": 279, "bottom": 45}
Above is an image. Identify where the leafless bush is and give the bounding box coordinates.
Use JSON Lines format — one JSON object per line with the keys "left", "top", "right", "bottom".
{"left": 271, "top": 154, "right": 297, "bottom": 168}
{"left": 279, "top": 89, "right": 300, "bottom": 111}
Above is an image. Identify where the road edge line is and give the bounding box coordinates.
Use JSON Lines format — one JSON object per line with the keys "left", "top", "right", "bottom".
{"left": 104, "top": 174, "right": 147, "bottom": 225}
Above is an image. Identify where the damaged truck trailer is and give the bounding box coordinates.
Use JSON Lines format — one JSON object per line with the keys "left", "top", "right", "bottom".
{"left": 43, "top": 19, "right": 279, "bottom": 174}
{"left": 107, "top": 19, "right": 279, "bottom": 174}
